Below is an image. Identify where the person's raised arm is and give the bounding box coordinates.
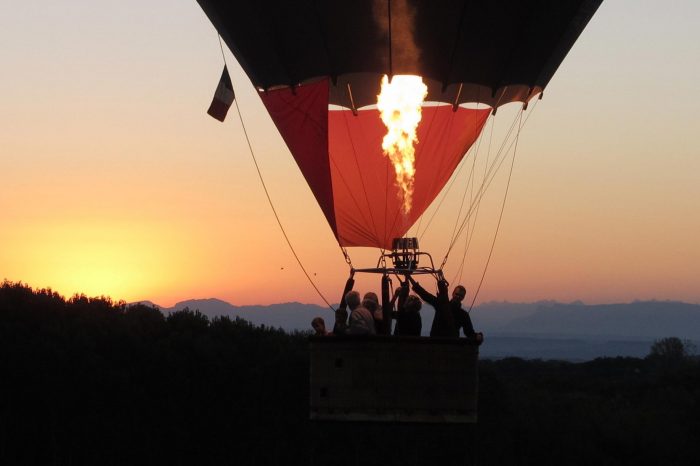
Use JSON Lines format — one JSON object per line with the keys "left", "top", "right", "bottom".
{"left": 391, "top": 279, "right": 410, "bottom": 319}
{"left": 333, "top": 271, "right": 355, "bottom": 334}
{"left": 337, "top": 272, "right": 355, "bottom": 312}
{"left": 408, "top": 276, "right": 437, "bottom": 308}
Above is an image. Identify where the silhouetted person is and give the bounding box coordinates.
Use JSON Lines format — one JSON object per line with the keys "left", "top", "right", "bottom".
{"left": 394, "top": 294, "right": 422, "bottom": 336}
{"left": 447, "top": 285, "right": 481, "bottom": 340}
{"left": 311, "top": 317, "right": 331, "bottom": 336}
{"left": 363, "top": 291, "right": 385, "bottom": 333}
{"left": 409, "top": 277, "right": 480, "bottom": 340}
{"left": 334, "top": 275, "right": 356, "bottom": 335}
{"left": 345, "top": 290, "right": 361, "bottom": 312}
{"left": 347, "top": 291, "right": 375, "bottom": 335}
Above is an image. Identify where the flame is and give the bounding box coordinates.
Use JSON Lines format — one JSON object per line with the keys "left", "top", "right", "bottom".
{"left": 377, "top": 74, "right": 428, "bottom": 214}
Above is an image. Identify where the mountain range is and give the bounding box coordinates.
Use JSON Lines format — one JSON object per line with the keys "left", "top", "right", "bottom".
{"left": 138, "top": 298, "right": 700, "bottom": 339}
{"left": 135, "top": 298, "right": 700, "bottom": 361}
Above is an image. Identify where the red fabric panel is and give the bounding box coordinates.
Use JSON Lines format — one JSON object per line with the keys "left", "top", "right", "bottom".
{"left": 328, "top": 105, "right": 490, "bottom": 249}
{"left": 258, "top": 80, "right": 337, "bottom": 237}
{"left": 259, "top": 79, "right": 490, "bottom": 250}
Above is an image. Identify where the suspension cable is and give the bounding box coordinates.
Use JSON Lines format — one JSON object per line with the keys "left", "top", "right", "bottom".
{"left": 448, "top": 107, "right": 488, "bottom": 245}
{"left": 412, "top": 102, "right": 451, "bottom": 238}
{"left": 233, "top": 98, "right": 335, "bottom": 311}
{"left": 468, "top": 109, "right": 524, "bottom": 312}
{"left": 216, "top": 36, "right": 335, "bottom": 311}
{"left": 341, "top": 246, "right": 354, "bottom": 270}
{"left": 417, "top": 113, "right": 481, "bottom": 241}
{"left": 440, "top": 109, "right": 521, "bottom": 267}
{"left": 454, "top": 116, "right": 496, "bottom": 284}
{"left": 450, "top": 98, "right": 541, "bottom": 274}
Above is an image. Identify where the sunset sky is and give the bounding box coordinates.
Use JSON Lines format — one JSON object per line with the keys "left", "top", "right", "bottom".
{"left": 2, "top": 1, "right": 699, "bottom": 307}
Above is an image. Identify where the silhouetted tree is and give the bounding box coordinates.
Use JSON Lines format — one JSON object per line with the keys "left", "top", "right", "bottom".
{"left": 166, "top": 307, "right": 209, "bottom": 332}
{"left": 648, "top": 336, "right": 694, "bottom": 360}
{"left": 2, "top": 280, "right": 700, "bottom": 466}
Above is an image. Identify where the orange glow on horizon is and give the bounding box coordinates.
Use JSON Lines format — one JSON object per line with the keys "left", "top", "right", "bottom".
{"left": 4, "top": 219, "right": 192, "bottom": 303}
{"left": 2, "top": 1, "right": 700, "bottom": 308}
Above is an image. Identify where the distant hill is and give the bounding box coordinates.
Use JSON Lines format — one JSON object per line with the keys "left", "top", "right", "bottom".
{"left": 155, "top": 299, "right": 329, "bottom": 331}
{"left": 138, "top": 298, "right": 700, "bottom": 340}
{"left": 495, "top": 301, "right": 700, "bottom": 340}
{"left": 129, "top": 298, "right": 700, "bottom": 361}
{"left": 472, "top": 300, "right": 563, "bottom": 332}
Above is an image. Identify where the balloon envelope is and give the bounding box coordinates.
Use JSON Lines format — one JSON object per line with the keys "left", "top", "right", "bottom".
{"left": 198, "top": 0, "right": 603, "bottom": 248}
{"left": 260, "top": 79, "right": 490, "bottom": 249}
{"left": 198, "top": 0, "right": 603, "bottom": 107}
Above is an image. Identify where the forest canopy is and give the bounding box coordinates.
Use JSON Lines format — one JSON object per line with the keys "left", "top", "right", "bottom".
{"left": 1, "top": 280, "right": 698, "bottom": 466}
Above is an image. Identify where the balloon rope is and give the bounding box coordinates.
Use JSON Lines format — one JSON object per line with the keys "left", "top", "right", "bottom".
{"left": 442, "top": 107, "right": 522, "bottom": 262}
{"left": 387, "top": 0, "right": 393, "bottom": 76}
{"left": 411, "top": 105, "right": 446, "bottom": 238}
{"left": 338, "top": 110, "right": 381, "bottom": 243}
{"left": 447, "top": 97, "right": 540, "bottom": 273}
{"left": 454, "top": 115, "right": 495, "bottom": 284}
{"left": 416, "top": 111, "right": 469, "bottom": 240}
{"left": 468, "top": 110, "right": 523, "bottom": 312}
{"left": 232, "top": 98, "right": 336, "bottom": 312}
{"left": 416, "top": 134, "right": 471, "bottom": 240}
{"left": 448, "top": 106, "right": 487, "bottom": 246}
{"left": 217, "top": 35, "right": 227, "bottom": 66}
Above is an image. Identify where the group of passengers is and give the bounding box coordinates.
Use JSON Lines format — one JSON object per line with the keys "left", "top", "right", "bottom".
{"left": 311, "top": 276, "right": 482, "bottom": 341}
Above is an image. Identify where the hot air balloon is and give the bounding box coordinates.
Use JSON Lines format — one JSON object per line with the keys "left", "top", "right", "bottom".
{"left": 200, "top": 0, "right": 601, "bottom": 248}
{"left": 196, "top": 0, "right": 603, "bottom": 423}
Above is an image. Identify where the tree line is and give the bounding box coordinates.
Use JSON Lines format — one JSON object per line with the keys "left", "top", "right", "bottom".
{"left": 1, "top": 280, "right": 698, "bottom": 466}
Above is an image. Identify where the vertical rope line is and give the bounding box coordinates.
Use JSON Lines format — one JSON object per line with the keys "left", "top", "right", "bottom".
{"left": 383, "top": 2, "right": 395, "bottom": 244}
{"left": 440, "top": 110, "right": 518, "bottom": 269}
{"left": 217, "top": 35, "right": 227, "bottom": 65}
{"left": 468, "top": 110, "right": 523, "bottom": 312}
{"left": 340, "top": 109, "right": 382, "bottom": 244}
{"left": 453, "top": 115, "right": 489, "bottom": 284}
{"left": 232, "top": 99, "right": 335, "bottom": 311}
{"left": 448, "top": 107, "right": 485, "bottom": 246}
{"left": 218, "top": 32, "right": 337, "bottom": 307}
{"left": 414, "top": 128, "right": 474, "bottom": 241}
{"left": 416, "top": 109, "right": 461, "bottom": 241}
{"left": 441, "top": 0, "right": 470, "bottom": 88}
{"left": 387, "top": 0, "right": 393, "bottom": 76}
{"left": 328, "top": 151, "right": 375, "bottom": 241}
{"left": 443, "top": 108, "right": 521, "bottom": 259}
{"left": 410, "top": 103, "right": 448, "bottom": 238}
{"left": 449, "top": 98, "right": 540, "bottom": 264}
{"left": 456, "top": 115, "right": 495, "bottom": 284}
{"left": 334, "top": 110, "right": 377, "bottom": 237}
